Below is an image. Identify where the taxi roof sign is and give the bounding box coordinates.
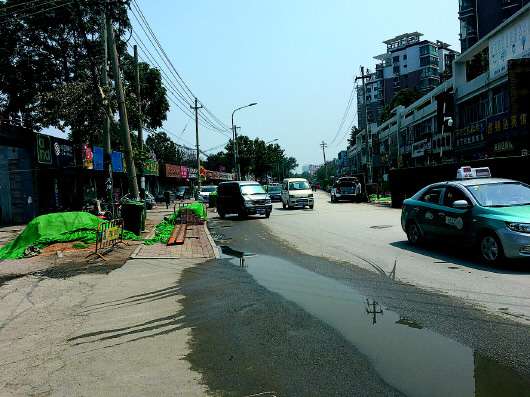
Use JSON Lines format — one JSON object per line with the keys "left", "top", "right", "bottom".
{"left": 456, "top": 166, "right": 491, "bottom": 180}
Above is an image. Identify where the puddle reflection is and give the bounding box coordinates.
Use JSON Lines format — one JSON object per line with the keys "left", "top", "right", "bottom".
{"left": 220, "top": 249, "right": 530, "bottom": 397}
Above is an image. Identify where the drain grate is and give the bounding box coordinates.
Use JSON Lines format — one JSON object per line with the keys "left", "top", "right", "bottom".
{"left": 370, "top": 225, "right": 393, "bottom": 229}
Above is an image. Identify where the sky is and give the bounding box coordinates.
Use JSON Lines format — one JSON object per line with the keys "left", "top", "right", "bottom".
{"left": 133, "top": 0, "right": 460, "bottom": 168}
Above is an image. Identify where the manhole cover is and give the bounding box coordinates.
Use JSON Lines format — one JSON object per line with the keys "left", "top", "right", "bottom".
{"left": 370, "top": 225, "right": 393, "bottom": 229}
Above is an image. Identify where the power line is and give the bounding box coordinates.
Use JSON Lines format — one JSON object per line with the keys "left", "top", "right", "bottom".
{"left": 330, "top": 83, "right": 356, "bottom": 145}
{"left": 0, "top": 0, "right": 72, "bottom": 21}
{"left": 129, "top": 0, "right": 231, "bottom": 134}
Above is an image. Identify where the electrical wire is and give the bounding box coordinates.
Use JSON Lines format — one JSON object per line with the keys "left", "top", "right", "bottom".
{"left": 129, "top": 0, "right": 231, "bottom": 135}
{"left": 0, "top": 0, "right": 72, "bottom": 20}
{"left": 330, "top": 84, "right": 356, "bottom": 145}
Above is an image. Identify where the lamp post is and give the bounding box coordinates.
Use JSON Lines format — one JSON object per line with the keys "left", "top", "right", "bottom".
{"left": 232, "top": 102, "right": 257, "bottom": 180}
{"left": 266, "top": 138, "right": 279, "bottom": 145}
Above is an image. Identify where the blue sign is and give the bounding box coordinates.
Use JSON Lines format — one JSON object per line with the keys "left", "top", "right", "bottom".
{"left": 93, "top": 146, "right": 104, "bottom": 170}
{"left": 111, "top": 151, "right": 124, "bottom": 172}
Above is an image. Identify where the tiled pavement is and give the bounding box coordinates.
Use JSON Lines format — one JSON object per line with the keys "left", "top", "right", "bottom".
{"left": 131, "top": 223, "right": 218, "bottom": 260}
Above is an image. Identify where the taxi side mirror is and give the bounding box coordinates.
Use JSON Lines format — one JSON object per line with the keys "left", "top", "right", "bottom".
{"left": 453, "top": 200, "right": 470, "bottom": 209}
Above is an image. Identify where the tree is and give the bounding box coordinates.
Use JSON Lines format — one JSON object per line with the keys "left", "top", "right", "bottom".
{"left": 205, "top": 151, "right": 230, "bottom": 171}
{"left": 0, "top": 0, "right": 169, "bottom": 147}
{"left": 380, "top": 88, "right": 422, "bottom": 123}
{"left": 348, "top": 126, "right": 361, "bottom": 148}
{"left": 145, "top": 131, "right": 180, "bottom": 164}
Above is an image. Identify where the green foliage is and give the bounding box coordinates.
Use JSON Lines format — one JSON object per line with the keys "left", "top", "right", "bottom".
{"left": 216, "top": 135, "right": 297, "bottom": 179}
{"left": 0, "top": 0, "right": 168, "bottom": 147}
{"left": 348, "top": 126, "right": 360, "bottom": 148}
{"left": 145, "top": 131, "right": 181, "bottom": 164}
{"left": 380, "top": 88, "right": 422, "bottom": 124}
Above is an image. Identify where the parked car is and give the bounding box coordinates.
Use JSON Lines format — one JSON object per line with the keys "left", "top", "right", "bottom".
{"left": 217, "top": 181, "right": 272, "bottom": 219}
{"left": 175, "top": 186, "right": 192, "bottom": 200}
{"left": 265, "top": 183, "right": 282, "bottom": 202}
{"left": 281, "top": 178, "right": 314, "bottom": 209}
{"left": 331, "top": 177, "right": 362, "bottom": 203}
{"left": 198, "top": 185, "right": 217, "bottom": 204}
{"left": 402, "top": 166, "right": 530, "bottom": 264}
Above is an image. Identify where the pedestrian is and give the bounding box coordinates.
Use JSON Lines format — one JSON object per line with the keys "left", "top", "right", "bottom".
{"left": 355, "top": 181, "right": 362, "bottom": 203}
{"left": 164, "top": 190, "right": 170, "bottom": 209}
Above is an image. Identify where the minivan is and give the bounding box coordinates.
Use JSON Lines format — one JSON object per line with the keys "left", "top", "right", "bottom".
{"left": 217, "top": 181, "right": 272, "bottom": 219}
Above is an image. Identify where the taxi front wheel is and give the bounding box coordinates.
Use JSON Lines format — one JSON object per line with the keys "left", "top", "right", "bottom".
{"left": 479, "top": 234, "right": 505, "bottom": 264}
{"left": 406, "top": 222, "right": 423, "bottom": 245}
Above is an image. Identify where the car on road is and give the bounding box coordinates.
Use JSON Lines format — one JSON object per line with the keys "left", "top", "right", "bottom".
{"left": 330, "top": 177, "right": 361, "bottom": 203}
{"left": 402, "top": 166, "right": 530, "bottom": 264}
{"left": 265, "top": 183, "right": 282, "bottom": 202}
{"left": 198, "top": 185, "right": 217, "bottom": 205}
{"left": 281, "top": 178, "right": 314, "bottom": 209}
{"left": 217, "top": 181, "right": 272, "bottom": 219}
{"left": 175, "top": 186, "right": 192, "bottom": 200}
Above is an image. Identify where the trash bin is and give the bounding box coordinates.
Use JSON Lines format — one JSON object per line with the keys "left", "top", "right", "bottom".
{"left": 121, "top": 200, "right": 145, "bottom": 236}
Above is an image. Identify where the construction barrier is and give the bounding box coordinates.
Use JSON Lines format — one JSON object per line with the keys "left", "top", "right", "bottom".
{"left": 90, "top": 218, "right": 125, "bottom": 260}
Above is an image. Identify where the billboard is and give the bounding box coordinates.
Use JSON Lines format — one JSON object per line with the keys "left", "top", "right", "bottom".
{"left": 489, "top": 14, "right": 530, "bottom": 79}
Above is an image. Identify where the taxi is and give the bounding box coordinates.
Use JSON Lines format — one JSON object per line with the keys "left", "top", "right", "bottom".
{"left": 401, "top": 166, "right": 530, "bottom": 264}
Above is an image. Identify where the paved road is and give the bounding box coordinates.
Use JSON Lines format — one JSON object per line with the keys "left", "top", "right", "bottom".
{"left": 190, "top": 215, "right": 530, "bottom": 396}
{"left": 264, "top": 190, "right": 530, "bottom": 324}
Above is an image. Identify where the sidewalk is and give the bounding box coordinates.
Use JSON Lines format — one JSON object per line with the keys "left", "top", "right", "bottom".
{"left": 131, "top": 223, "right": 218, "bottom": 260}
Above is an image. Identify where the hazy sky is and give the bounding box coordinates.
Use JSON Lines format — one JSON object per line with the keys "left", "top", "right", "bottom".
{"left": 133, "top": 0, "right": 460, "bottom": 167}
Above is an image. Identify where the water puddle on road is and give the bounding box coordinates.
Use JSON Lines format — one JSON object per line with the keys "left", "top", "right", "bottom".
{"left": 220, "top": 247, "right": 530, "bottom": 397}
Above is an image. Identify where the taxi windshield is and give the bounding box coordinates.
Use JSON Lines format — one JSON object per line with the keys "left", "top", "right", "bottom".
{"left": 466, "top": 182, "right": 530, "bottom": 207}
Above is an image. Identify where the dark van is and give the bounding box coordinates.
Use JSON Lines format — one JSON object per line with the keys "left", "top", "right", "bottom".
{"left": 217, "top": 181, "right": 272, "bottom": 219}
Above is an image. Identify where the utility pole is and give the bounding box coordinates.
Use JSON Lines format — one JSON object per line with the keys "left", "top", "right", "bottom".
{"left": 320, "top": 141, "right": 328, "bottom": 164}
{"left": 107, "top": 10, "right": 139, "bottom": 198}
{"left": 232, "top": 124, "right": 238, "bottom": 179}
{"left": 133, "top": 44, "right": 145, "bottom": 191}
{"left": 101, "top": 8, "right": 114, "bottom": 211}
{"left": 366, "top": 299, "right": 383, "bottom": 325}
{"left": 234, "top": 125, "right": 241, "bottom": 180}
{"left": 191, "top": 98, "right": 203, "bottom": 191}
{"left": 355, "top": 66, "right": 372, "bottom": 184}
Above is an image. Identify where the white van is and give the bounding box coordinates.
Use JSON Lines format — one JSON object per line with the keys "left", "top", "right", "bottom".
{"left": 281, "top": 178, "right": 314, "bottom": 209}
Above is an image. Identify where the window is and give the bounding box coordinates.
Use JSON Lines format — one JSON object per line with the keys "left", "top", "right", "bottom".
{"left": 421, "top": 187, "right": 444, "bottom": 204}
{"left": 241, "top": 184, "right": 266, "bottom": 195}
{"left": 393, "top": 65, "right": 400, "bottom": 74}
{"left": 403, "top": 54, "right": 407, "bottom": 60}
{"left": 466, "top": 182, "right": 530, "bottom": 207}
{"left": 443, "top": 187, "right": 470, "bottom": 207}
{"left": 289, "top": 181, "right": 310, "bottom": 190}
{"left": 393, "top": 56, "right": 400, "bottom": 63}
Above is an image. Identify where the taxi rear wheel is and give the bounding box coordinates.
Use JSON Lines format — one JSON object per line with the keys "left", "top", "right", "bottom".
{"left": 406, "top": 222, "right": 422, "bottom": 245}
{"left": 479, "top": 234, "right": 504, "bottom": 264}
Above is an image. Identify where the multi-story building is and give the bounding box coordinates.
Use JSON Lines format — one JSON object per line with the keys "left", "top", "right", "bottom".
{"left": 459, "top": 0, "right": 530, "bottom": 52}
{"left": 374, "top": 33, "right": 459, "bottom": 106}
{"left": 356, "top": 64, "right": 385, "bottom": 130}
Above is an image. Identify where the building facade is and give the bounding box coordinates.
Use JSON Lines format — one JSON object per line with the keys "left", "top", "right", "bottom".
{"left": 459, "top": 0, "right": 530, "bottom": 52}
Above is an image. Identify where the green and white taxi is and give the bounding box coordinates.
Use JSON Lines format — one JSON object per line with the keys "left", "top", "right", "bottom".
{"left": 401, "top": 166, "right": 530, "bottom": 264}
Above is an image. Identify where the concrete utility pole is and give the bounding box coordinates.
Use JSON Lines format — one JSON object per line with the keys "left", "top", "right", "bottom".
{"left": 320, "top": 141, "right": 328, "bottom": 164}
{"left": 107, "top": 10, "right": 139, "bottom": 199}
{"left": 355, "top": 66, "right": 373, "bottom": 184}
{"left": 190, "top": 98, "right": 203, "bottom": 191}
{"left": 101, "top": 9, "right": 114, "bottom": 210}
{"left": 133, "top": 44, "right": 145, "bottom": 191}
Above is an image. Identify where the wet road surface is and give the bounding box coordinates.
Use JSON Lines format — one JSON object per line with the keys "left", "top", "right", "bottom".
{"left": 180, "top": 215, "right": 530, "bottom": 397}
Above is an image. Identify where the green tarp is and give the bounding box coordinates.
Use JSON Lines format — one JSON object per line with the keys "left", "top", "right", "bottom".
{"left": 0, "top": 212, "right": 103, "bottom": 260}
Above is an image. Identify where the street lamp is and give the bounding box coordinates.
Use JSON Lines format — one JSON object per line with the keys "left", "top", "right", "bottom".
{"left": 266, "top": 138, "right": 279, "bottom": 145}
{"left": 231, "top": 102, "right": 258, "bottom": 180}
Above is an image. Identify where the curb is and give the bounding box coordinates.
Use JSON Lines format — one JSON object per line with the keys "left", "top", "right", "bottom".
{"left": 204, "top": 222, "right": 221, "bottom": 259}
{"left": 130, "top": 229, "right": 156, "bottom": 259}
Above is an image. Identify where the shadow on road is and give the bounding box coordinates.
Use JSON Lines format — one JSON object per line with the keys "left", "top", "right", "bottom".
{"left": 390, "top": 240, "right": 530, "bottom": 275}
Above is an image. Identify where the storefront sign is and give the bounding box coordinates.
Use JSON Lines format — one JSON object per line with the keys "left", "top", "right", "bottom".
{"left": 82, "top": 144, "right": 94, "bottom": 169}
{"left": 36, "top": 134, "right": 52, "bottom": 164}
{"left": 490, "top": 14, "right": 530, "bottom": 79}
{"left": 180, "top": 166, "right": 188, "bottom": 179}
{"left": 188, "top": 168, "right": 198, "bottom": 179}
{"left": 92, "top": 146, "right": 104, "bottom": 170}
{"left": 111, "top": 151, "right": 124, "bottom": 172}
{"left": 53, "top": 140, "right": 75, "bottom": 167}
{"left": 143, "top": 160, "right": 159, "bottom": 176}
{"left": 411, "top": 139, "right": 428, "bottom": 158}
{"left": 165, "top": 164, "right": 181, "bottom": 178}
{"left": 494, "top": 141, "right": 515, "bottom": 152}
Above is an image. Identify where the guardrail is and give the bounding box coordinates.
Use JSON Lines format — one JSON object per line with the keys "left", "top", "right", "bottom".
{"left": 87, "top": 218, "right": 125, "bottom": 260}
